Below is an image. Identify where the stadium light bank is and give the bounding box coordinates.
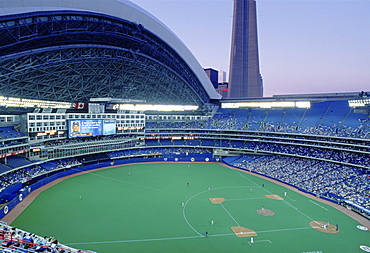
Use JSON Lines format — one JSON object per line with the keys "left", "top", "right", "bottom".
{"left": 112, "top": 104, "right": 198, "bottom": 111}
{"left": 90, "top": 98, "right": 198, "bottom": 111}
{"left": 0, "top": 96, "right": 72, "bottom": 109}
{"left": 221, "top": 101, "right": 311, "bottom": 109}
{"left": 348, "top": 98, "right": 370, "bottom": 108}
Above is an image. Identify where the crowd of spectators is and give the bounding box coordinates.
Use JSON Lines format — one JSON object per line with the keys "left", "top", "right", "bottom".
{"left": 0, "top": 165, "right": 46, "bottom": 192}
{"left": 233, "top": 155, "right": 369, "bottom": 210}
{"left": 108, "top": 147, "right": 212, "bottom": 159}
{"left": 0, "top": 159, "right": 80, "bottom": 193}
{"left": 0, "top": 222, "right": 85, "bottom": 252}
{"left": 247, "top": 143, "right": 370, "bottom": 167}
{"left": 146, "top": 115, "right": 370, "bottom": 139}
{"left": 324, "top": 173, "right": 370, "bottom": 208}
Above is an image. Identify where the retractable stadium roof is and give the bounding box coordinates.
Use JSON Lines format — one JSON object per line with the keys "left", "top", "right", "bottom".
{"left": 0, "top": 0, "right": 221, "bottom": 110}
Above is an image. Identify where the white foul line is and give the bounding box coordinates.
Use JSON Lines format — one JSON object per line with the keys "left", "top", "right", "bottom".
{"left": 66, "top": 226, "right": 312, "bottom": 246}
{"left": 220, "top": 203, "right": 240, "bottom": 227}
{"left": 309, "top": 200, "right": 328, "bottom": 211}
{"left": 287, "top": 196, "right": 297, "bottom": 201}
{"left": 66, "top": 235, "right": 203, "bottom": 245}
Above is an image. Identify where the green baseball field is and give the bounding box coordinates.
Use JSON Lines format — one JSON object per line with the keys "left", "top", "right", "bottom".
{"left": 10, "top": 162, "right": 370, "bottom": 252}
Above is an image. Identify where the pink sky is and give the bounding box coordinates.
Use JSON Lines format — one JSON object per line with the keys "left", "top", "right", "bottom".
{"left": 130, "top": 0, "right": 370, "bottom": 97}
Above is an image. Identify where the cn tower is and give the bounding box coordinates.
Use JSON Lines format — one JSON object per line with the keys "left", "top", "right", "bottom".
{"left": 228, "top": 0, "right": 263, "bottom": 98}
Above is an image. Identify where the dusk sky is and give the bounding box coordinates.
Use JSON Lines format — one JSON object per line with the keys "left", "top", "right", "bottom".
{"left": 129, "top": 0, "right": 369, "bottom": 97}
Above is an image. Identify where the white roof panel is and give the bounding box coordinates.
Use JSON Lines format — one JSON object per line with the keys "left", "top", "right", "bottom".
{"left": 0, "top": 0, "right": 222, "bottom": 100}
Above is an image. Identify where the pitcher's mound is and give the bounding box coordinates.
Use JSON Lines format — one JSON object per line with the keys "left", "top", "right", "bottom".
{"left": 310, "top": 221, "right": 340, "bottom": 234}
{"left": 231, "top": 226, "right": 257, "bottom": 237}
{"left": 257, "top": 208, "right": 275, "bottom": 216}
{"left": 209, "top": 197, "right": 225, "bottom": 204}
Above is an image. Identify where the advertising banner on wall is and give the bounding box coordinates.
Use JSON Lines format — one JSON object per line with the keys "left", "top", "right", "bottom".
{"left": 68, "top": 119, "right": 116, "bottom": 138}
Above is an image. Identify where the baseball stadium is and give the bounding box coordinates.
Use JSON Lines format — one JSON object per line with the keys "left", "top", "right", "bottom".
{"left": 0, "top": 0, "right": 369, "bottom": 252}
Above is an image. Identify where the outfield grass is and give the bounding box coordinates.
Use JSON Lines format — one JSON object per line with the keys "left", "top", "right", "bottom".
{"left": 11, "top": 163, "right": 369, "bottom": 252}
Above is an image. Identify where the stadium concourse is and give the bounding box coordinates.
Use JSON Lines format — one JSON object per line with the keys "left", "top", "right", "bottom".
{"left": 0, "top": 0, "right": 369, "bottom": 252}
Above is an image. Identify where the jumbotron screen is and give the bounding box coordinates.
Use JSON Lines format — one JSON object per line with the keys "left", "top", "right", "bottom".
{"left": 68, "top": 119, "right": 116, "bottom": 138}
